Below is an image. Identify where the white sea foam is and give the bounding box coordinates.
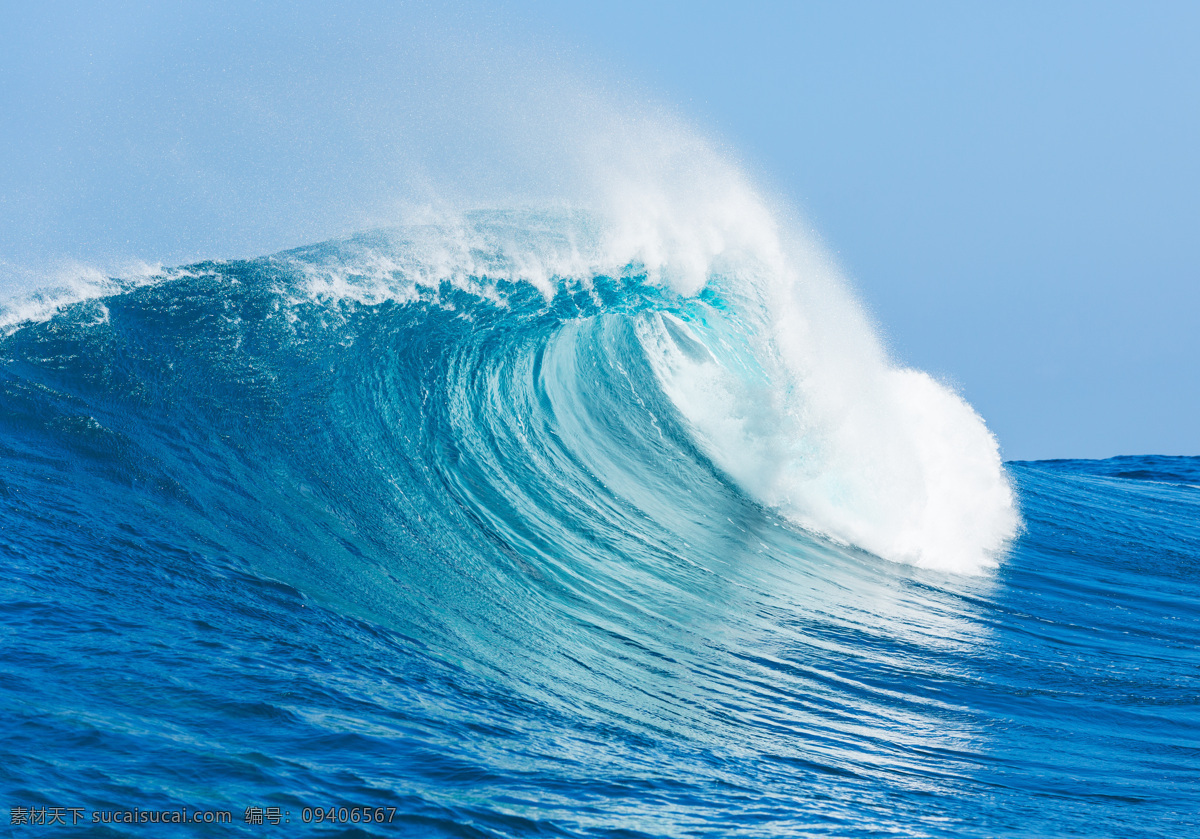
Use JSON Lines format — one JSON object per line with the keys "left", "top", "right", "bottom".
{"left": 585, "top": 124, "right": 1020, "bottom": 573}
{"left": 648, "top": 306, "right": 1020, "bottom": 573}
{"left": 0, "top": 260, "right": 174, "bottom": 335}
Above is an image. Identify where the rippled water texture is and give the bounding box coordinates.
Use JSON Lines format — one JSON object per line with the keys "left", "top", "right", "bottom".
{"left": 1, "top": 224, "right": 1197, "bottom": 836}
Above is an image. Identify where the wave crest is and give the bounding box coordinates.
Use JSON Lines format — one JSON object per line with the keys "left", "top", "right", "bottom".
{"left": 1, "top": 153, "right": 1019, "bottom": 575}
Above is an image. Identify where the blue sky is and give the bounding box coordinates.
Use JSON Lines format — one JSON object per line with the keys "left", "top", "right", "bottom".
{"left": 2, "top": 1, "right": 1196, "bottom": 460}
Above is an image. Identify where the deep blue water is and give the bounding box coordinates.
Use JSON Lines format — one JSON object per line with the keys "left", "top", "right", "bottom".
{"left": 1, "top": 228, "right": 1197, "bottom": 837}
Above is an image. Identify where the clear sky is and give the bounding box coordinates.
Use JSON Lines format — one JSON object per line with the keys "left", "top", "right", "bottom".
{"left": 2, "top": 1, "right": 1196, "bottom": 460}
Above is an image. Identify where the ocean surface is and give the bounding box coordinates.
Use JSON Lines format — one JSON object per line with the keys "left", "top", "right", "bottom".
{"left": 1, "top": 214, "right": 1197, "bottom": 837}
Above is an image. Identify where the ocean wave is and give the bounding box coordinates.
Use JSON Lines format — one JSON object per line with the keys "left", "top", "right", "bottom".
{"left": 1, "top": 208, "right": 1017, "bottom": 574}
{"left": 3, "top": 210, "right": 1198, "bottom": 838}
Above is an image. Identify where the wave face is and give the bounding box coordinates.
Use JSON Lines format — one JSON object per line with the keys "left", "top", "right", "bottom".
{"left": 1, "top": 215, "right": 1196, "bottom": 837}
